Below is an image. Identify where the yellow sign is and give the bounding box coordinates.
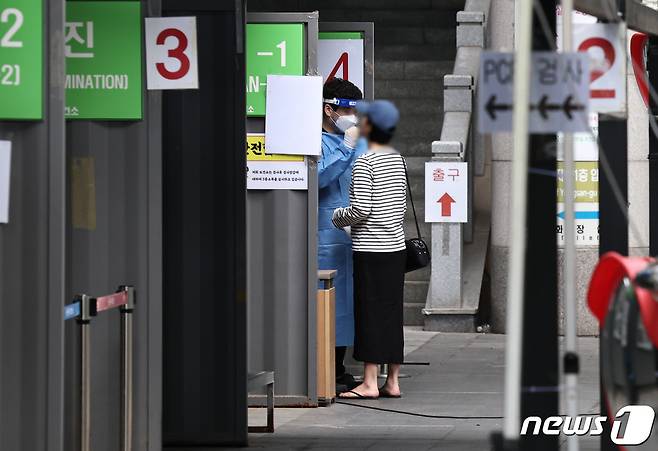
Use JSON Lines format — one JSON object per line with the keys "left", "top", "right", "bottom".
{"left": 246, "top": 134, "right": 304, "bottom": 161}
{"left": 557, "top": 161, "right": 598, "bottom": 203}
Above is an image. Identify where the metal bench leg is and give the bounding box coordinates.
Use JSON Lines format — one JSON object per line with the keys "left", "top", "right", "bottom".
{"left": 266, "top": 382, "right": 274, "bottom": 433}
{"left": 248, "top": 382, "right": 274, "bottom": 433}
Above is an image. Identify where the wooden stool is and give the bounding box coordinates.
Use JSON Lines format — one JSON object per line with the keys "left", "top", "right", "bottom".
{"left": 317, "top": 270, "right": 337, "bottom": 406}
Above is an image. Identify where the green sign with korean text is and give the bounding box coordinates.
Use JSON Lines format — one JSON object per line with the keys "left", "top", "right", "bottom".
{"left": 0, "top": 0, "right": 43, "bottom": 120}
{"left": 65, "top": 2, "right": 142, "bottom": 120}
{"left": 246, "top": 23, "right": 304, "bottom": 116}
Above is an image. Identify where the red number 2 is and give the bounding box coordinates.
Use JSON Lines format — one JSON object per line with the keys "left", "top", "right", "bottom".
{"left": 156, "top": 28, "right": 190, "bottom": 80}
{"left": 578, "top": 37, "right": 615, "bottom": 99}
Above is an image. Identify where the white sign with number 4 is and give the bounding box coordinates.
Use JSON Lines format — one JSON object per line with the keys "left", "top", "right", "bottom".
{"left": 145, "top": 17, "right": 198, "bottom": 90}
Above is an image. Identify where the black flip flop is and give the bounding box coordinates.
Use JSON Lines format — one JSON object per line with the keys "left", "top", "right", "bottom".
{"left": 378, "top": 389, "right": 402, "bottom": 399}
{"left": 339, "top": 390, "right": 379, "bottom": 400}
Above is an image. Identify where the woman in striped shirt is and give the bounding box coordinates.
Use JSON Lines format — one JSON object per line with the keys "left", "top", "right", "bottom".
{"left": 332, "top": 100, "right": 407, "bottom": 400}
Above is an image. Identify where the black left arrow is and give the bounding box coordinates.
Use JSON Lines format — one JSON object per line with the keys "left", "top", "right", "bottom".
{"left": 533, "top": 95, "right": 562, "bottom": 119}
{"left": 531, "top": 94, "right": 586, "bottom": 120}
{"left": 562, "top": 95, "right": 585, "bottom": 119}
{"left": 485, "top": 95, "right": 513, "bottom": 120}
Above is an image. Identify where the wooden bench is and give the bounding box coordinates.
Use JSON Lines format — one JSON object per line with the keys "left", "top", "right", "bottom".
{"left": 247, "top": 371, "right": 274, "bottom": 433}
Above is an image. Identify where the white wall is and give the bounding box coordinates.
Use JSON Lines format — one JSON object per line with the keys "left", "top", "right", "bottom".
{"left": 487, "top": 0, "right": 650, "bottom": 335}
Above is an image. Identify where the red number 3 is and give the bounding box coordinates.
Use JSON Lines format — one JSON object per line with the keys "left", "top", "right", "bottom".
{"left": 156, "top": 28, "right": 190, "bottom": 80}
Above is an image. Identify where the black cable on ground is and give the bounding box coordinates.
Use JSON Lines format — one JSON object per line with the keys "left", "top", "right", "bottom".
{"left": 335, "top": 401, "right": 599, "bottom": 420}
{"left": 335, "top": 400, "right": 503, "bottom": 419}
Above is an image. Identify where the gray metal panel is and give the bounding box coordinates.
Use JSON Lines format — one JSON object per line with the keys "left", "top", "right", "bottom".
{"left": 319, "top": 22, "right": 375, "bottom": 101}
{"left": 0, "top": 0, "right": 66, "bottom": 450}
{"left": 144, "top": 5, "right": 163, "bottom": 449}
{"left": 62, "top": 1, "right": 162, "bottom": 449}
{"left": 246, "top": 11, "right": 319, "bottom": 406}
{"left": 64, "top": 115, "right": 161, "bottom": 451}
{"left": 47, "top": 1, "right": 68, "bottom": 449}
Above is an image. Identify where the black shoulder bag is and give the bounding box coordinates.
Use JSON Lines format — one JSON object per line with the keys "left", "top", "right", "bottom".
{"left": 403, "top": 158, "right": 431, "bottom": 273}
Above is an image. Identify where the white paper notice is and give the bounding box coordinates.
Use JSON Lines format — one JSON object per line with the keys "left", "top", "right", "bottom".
{"left": 265, "top": 75, "right": 322, "bottom": 156}
{"left": 247, "top": 160, "right": 308, "bottom": 190}
{"left": 0, "top": 140, "right": 11, "bottom": 223}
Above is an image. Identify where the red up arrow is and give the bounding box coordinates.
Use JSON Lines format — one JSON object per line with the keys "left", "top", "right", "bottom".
{"left": 437, "top": 193, "right": 456, "bottom": 217}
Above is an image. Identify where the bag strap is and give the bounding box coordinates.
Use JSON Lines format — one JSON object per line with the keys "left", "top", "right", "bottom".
{"left": 402, "top": 157, "right": 423, "bottom": 240}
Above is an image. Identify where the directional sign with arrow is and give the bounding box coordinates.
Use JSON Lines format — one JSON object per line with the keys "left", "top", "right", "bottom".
{"left": 557, "top": 210, "right": 599, "bottom": 220}
{"left": 425, "top": 162, "right": 467, "bottom": 223}
{"left": 437, "top": 193, "right": 456, "bottom": 217}
{"left": 478, "top": 51, "right": 590, "bottom": 133}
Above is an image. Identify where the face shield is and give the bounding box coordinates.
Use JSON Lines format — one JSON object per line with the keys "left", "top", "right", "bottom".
{"left": 323, "top": 98, "right": 358, "bottom": 132}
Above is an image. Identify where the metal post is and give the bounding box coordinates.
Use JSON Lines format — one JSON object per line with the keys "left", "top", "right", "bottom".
{"left": 501, "top": 0, "right": 533, "bottom": 445}
{"left": 520, "top": 2, "right": 559, "bottom": 450}
{"left": 648, "top": 37, "right": 658, "bottom": 256}
{"left": 120, "top": 285, "right": 136, "bottom": 451}
{"left": 560, "top": 3, "right": 580, "bottom": 451}
{"left": 598, "top": 116, "right": 628, "bottom": 451}
{"left": 78, "top": 294, "right": 94, "bottom": 451}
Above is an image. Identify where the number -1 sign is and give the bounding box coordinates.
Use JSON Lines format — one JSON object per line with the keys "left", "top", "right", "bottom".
{"left": 145, "top": 16, "right": 198, "bottom": 90}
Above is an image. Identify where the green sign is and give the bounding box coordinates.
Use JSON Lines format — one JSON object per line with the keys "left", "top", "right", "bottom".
{"left": 0, "top": 0, "right": 43, "bottom": 120}
{"left": 65, "top": 2, "right": 142, "bottom": 120}
{"left": 246, "top": 23, "right": 304, "bottom": 116}
{"left": 318, "top": 32, "right": 363, "bottom": 40}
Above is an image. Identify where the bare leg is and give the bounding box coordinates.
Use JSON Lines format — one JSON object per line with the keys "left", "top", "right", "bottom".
{"left": 338, "top": 362, "right": 379, "bottom": 398}
{"left": 381, "top": 363, "right": 401, "bottom": 396}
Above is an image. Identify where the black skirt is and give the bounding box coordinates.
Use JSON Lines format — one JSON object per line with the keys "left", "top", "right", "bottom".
{"left": 352, "top": 250, "right": 406, "bottom": 364}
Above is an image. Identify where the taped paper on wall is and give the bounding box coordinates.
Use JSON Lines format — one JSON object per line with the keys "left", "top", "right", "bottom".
{"left": 0, "top": 141, "right": 10, "bottom": 223}
{"left": 71, "top": 157, "right": 97, "bottom": 230}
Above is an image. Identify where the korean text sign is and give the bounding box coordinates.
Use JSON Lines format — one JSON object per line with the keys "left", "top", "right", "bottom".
{"left": 0, "top": 0, "right": 42, "bottom": 119}
{"left": 424, "top": 162, "right": 468, "bottom": 223}
{"left": 246, "top": 134, "right": 307, "bottom": 190}
{"left": 478, "top": 52, "right": 590, "bottom": 133}
{"left": 65, "top": 2, "right": 142, "bottom": 120}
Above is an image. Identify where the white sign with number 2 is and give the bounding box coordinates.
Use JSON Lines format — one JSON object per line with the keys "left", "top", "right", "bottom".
{"left": 145, "top": 17, "right": 198, "bottom": 90}
{"left": 573, "top": 23, "right": 626, "bottom": 113}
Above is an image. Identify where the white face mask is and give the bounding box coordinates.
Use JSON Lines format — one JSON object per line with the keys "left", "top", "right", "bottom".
{"left": 331, "top": 112, "right": 358, "bottom": 133}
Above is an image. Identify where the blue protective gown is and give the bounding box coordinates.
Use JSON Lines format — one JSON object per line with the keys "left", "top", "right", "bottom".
{"left": 318, "top": 131, "right": 368, "bottom": 347}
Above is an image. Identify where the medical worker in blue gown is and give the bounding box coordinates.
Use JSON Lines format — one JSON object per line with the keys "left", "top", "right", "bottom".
{"left": 319, "top": 78, "right": 367, "bottom": 393}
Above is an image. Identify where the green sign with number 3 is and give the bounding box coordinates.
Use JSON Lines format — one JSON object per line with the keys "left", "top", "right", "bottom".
{"left": 0, "top": 0, "right": 43, "bottom": 120}
{"left": 246, "top": 23, "right": 304, "bottom": 116}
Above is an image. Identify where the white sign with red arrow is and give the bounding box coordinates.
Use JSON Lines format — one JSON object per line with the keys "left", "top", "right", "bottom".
{"left": 424, "top": 162, "right": 468, "bottom": 223}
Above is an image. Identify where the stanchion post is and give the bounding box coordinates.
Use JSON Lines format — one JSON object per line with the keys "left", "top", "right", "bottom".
{"left": 77, "top": 294, "right": 95, "bottom": 451}
{"left": 119, "top": 285, "right": 135, "bottom": 451}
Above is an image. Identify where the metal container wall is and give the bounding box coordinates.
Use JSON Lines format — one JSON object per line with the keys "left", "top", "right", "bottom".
{"left": 0, "top": 1, "right": 66, "bottom": 450}
{"left": 0, "top": 0, "right": 248, "bottom": 449}
{"left": 161, "top": 1, "right": 247, "bottom": 446}
{"left": 245, "top": 11, "right": 319, "bottom": 407}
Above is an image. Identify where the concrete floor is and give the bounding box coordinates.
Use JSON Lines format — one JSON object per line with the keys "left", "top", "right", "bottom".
{"left": 242, "top": 329, "right": 601, "bottom": 450}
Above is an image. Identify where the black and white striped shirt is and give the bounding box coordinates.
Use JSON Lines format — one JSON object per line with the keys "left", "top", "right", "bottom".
{"left": 332, "top": 148, "right": 407, "bottom": 252}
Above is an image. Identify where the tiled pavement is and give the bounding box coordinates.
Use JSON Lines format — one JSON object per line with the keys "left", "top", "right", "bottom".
{"left": 242, "top": 329, "right": 601, "bottom": 450}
